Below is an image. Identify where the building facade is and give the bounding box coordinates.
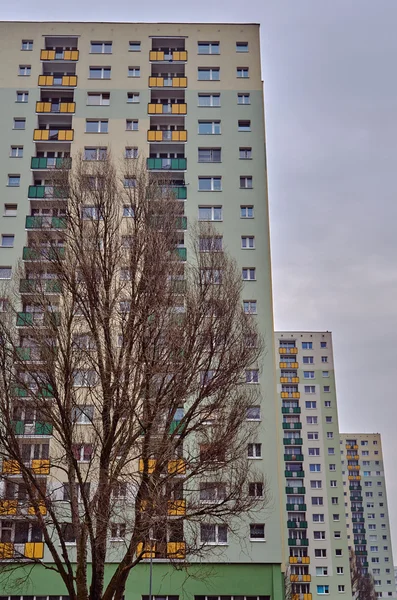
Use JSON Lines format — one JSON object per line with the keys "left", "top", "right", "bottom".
{"left": 340, "top": 433, "right": 396, "bottom": 598}
{"left": 0, "top": 21, "right": 284, "bottom": 600}
{"left": 275, "top": 331, "right": 352, "bottom": 599}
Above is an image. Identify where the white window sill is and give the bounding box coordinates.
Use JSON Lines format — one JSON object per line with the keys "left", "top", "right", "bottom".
{"left": 250, "top": 538, "right": 265, "bottom": 542}
{"left": 110, "top": 538, "right": 125, "bottom": 542}
{"left": 247, "top": 456, "right": 262, "bottom": 460}
{"left": 201, "top": 542, "right": 228, "bottom": 546}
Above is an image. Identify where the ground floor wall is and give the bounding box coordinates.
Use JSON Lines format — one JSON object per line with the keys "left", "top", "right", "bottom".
{"left": 0, "top": 562, "right": 284, "bottom": 599}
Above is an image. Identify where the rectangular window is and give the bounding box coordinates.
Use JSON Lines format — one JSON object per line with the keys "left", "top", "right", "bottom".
{"left": 309, "top": 464, "right": 321, "bottom": 472}
{"left": 241, "top": 205, "right": 254, "bottom": 218}
{"left": 247, "top": 443, "right": 261, "bottom": 458}
{"left": 198, "top": 42, "right": 220, "bottom": 55}
{"left": 13, "top": 118, "right": 26, "bottom": 130}
{"left": 199, "top": 236, "right": 223, "bottom": 252}
{"left": 336, "top": 567, "right": 344, "bottom": 574}
{"left": 123, "top": 206, "right": 135, "bottom": 217}
{"left": 315, "top": 549, "right": 327, "bottom": 558}
{"left": 198, "top": 177, "right": 222, "bottom": 191}
{"left": 200, "top": 524, "right": 227, "bottom": 544}
{"left": 4, "top": 204, "right": 17, "bottom": 216}
{"left": 322, "top": 371, "right": 329, "bottom": 377}
{"left": 308, "top": 448, "right": 320, "bottom": 456}
{"left": 304, "top": 371, "right": 315, "bottom": 379}
{"left": 86, "top": 120, "right": 108, "bottom": 133}
{"left": 21, "top": 40, "right": 33, "bottom": 50}
{"left": 16, "top": 91, "right": 29, "bottom": 103}
{"left": 72, "top": 444, "right": 93, "bottom": 462}
{"left": 303, "top": 356, "right": 314, "bottom": 364}
{"left": 321, "top": 341, "right": 327, "bottom": 348}
{"left": 237, "top": 67, "right": 249, "bottom": 78}
{"left": 250, "top": 524, "right": 265, "bottom": 540}
{"left": 198, "top": 148, "right": 221, "bottom": 162}
{"left": 1, "top": 235, "right": 14, "bottom": 248}
{"left": 313, "top": 513, "right": 324, "bottom": 522}
{"left": 306, "top": 416, "right": 318, "bottom": 424}
{"left": 71, "top": 405, "right": 94, "bottom": 424}
{"left": 198, "top": 68, "right": 220, "bottom": 81}
{"left": 246, "top": 406, "right": 260, "bottom": 420}
{"left": 307, "top": 432, "right": 319, "bottom": 440}
{"left": 126, "top": 120, "right": 139, "bottom": 131}
{"left": 317, "top": 586, "right": 329, "bottom": 595}
{"left": 125, "top": 147, "right": 138, "bottom": 159}
{"left": 310, "top": 480, "right": 322, "bottom": 489}
{"left": 236, "top": 42, "right": 249, "bottom": 52}
{"left": 87, "top": 92, "right": 110, "bottom": 106}
{"left": 328, "top": 448, "right": 335, "bottom": 455}
{"left": 248, "top": 482, "right": 263, "bottom": 497}
{"left": 245, "top": 370, "right": 259, "bottom": 383}
{"left": 129, "top": 41, "right": 141, "bottom": 51}
{"left": 198, "top": 93, "right": 221, "bottom": 107}
{"left": 110, "top": 522, "right": 126, "bottom": 540}
{"left": 302, "top": 342, "right": 313, "bottom": 349}
{"left": 305, "top": 400, "right": 316, "bottom": 409}
{"left": 10, "top": 146, "right": 23, "bottom": 158}
{"left": 124, "top": 178, "right": 136, "bottom": 188}
{"left": 73, "top": 371, "right": 97, "bottom": 387}
{"left": 324, "top": 386, "right": 330, "bottom": 393}
{"left": 89, "top": 67, "right": 111, "bottom": 79}
{"left": 304, "top": 387, "right": 316, "bottom": 394}
{"left": 238, "top": 93, "right": 250, "bottom": 104}
{"left": 128, "top": 67, "right": 140, "bottom": 77}
{"left": 240, "top": 176, "right": 253, "bottom": 189}
{"left": 90, "top": 42, "right": 112, "bottom": 54}
{"left": 198, "top": 121, "right": 221, "bottom": 134}
{"left": 200, "top": 482, "right": 226, "bottom": 502}
{"left": 198, "top": 206, "right": 222, "bottom": 221}
{"left": 127, "top": 92, "right": 140, "bottom": 103}
{"left": 243, "top": 300, "right": 257, "bottom": 314}
{"left": 239, "top": 147, "right": 252, "bottom": 159}
{"left": 8, "top": 175, "right": 20, "bottom": 187}
{"left": 316, "top": 567, "right": 328, "bottom": 576}
{"left": 238, "top": 120, "right": 251, "bottom": 131}
{"left": 241, "top": 236, "right": 255, "bottom": 249}
{"left": 242, "top": 268, "right": 256, "bottom": 281}
{"left": 321, "top": 356, "right": 328, "bottom": 363}
{"left": 84, "top": 147, "right": 107, "bottom": 161}
{"left": 19, "top": 65, "right": 31, "bottom": 76}
{"left": 314, "top": 531, "right": 326, "bottom": 539}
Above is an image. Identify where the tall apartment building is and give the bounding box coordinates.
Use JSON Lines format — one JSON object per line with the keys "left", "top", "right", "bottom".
{"left": 275, "top": 331, "right": 352, "bottom": 599}
{"left": 340, "top": 433, "right": 396, "bottom": 598}
{"left": 0, "top": 22, "right": 284, "bottom": 600}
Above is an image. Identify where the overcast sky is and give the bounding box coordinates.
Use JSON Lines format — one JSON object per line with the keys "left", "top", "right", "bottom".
{"left": 3, "top": 0, "right": 397, "bottom": 558}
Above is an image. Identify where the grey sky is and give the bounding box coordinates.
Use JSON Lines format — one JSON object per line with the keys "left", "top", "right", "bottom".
{"left": 3, "top": 0, "right": 397, "bottom": 558}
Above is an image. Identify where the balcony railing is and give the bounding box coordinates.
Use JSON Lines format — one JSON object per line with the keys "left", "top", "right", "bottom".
{"left": 0, "top": 499, "right": 47, "bottom": 516}
{"left": 280, "top": 377, "right": 299, "bottom": 383}
{"left": 286, "top": 503, "right": 307, "bottom": 511}
{"left": 285, "top": 470, "right": 305, "bottom": 478}
{"left": 28, "top": 185, "right": 68, "bottom": 199}
{"left": 16, "top": 311, "right": 60, "bottom": 327}
{"left": 168, "top": 499, "right": 186, "bottom": 516}
{"left": 147, "top": 130, "right": 187, "bottom": 142}
{"left": 290, "top": 574, "right": 311, "bottom": 583}
{"left": 148, "top": 103, "right": 187, "bottom": 115}
{"left": 26, "top": 216, "right": 67, "bottom": 229}
{"left": 287, "top": 520, "right": 308, "bottom": 529}
{"left": 286, "top": 487, "right": 306, "bottom": 495}
{"left": 148, "top": 76, "right": 187, "bottom": 88}
{"left": 31, "top": 157, "right": 71, "bottom": 170}
{"left": 281, "top": 392, "right": 300, "bottom": 399}
{"left": 284, "top": 454, "right": 304, "bottom": 462}
{"left": 137, "top": 541, "right": 186, "bottom": 560}
{"left": 281, "top": 407, "right": 301, "bottom": 414}
{"left": 282, "top": 423, "right": 302, "bottom": 430}
{"left": 284, "top": 438, "right": 303, "bottom": 446}
{"left": 33, "top": 129, "right": 74, "bottom": 142}
{"left": 174, "top": 248, "right": 187, "bottom": 262}
{"left": 19, "top": 279, "right": 62, "bottom": 294}
{"left": 12, "top": 384, "right": 53, "bottom": 398}
{"left": 292, "top": 594, "right": 312, "bottom": 600}
{"left": 149, "top": 50, "right": 187, "bottom": 62}
{"left": 40, "top": 49, "right": 79, "bottom": 61}
{"left": 2, "top": 458, "right": 50, "bottom": 475}
{"left": 279, "top": 347, "right": 298, "bottom": 354}
{"left": 0, "top": 542, "right": 44, "bottom": 560}
{"left": 38, "top": 75, "right": 77, "bottom": 87}
{"left": 22, "top": 246, "right": 65, "bottom": 261}
{"left": 157, "top": 186, "right": 187, "bottom": 200}
{"left": 280, "top": 361, "right": 299, "bottom": 368}
{"left": 287, "top": 538, "right": 309, "bottom": 546}
{"left": 36, "top": 101, "right": 75, "bottom": 113}
{"left": 12, "top": 420, "right": 53, "bottom": 436}
{"left": 289, "top": 556, "right": 310, "bottom": 564}
{"left": 138, "top": 458, "right": 186, "bottom": 475}
{"left": 147, "top": 158, "right": 187, "bottom": 170}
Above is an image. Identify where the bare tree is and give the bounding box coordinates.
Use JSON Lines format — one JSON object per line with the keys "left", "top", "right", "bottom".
{"left": 350, "top": 549, "right": 376, "bottom": 600}
{"left": 0, "top": 155, "right": 269, "bottom": 600}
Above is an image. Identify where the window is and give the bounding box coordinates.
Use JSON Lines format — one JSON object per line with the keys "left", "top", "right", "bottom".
{"left": 236, "top": 41, "right": 249, "bottom": 52}
{"left": 112, "top": 481, "right": 127, "bottom": 498}
{"left": 4, "top": 204, "right": 17, "bottom": 216}
{"left": 248, "top": 482, "right": 263, "bottom": 497}
{"left": 124, "top": 178, "right": 136, "bottom": 189}
{"left": 242, "top": 268, "right": 256, "bottom": 281}
{"left": 198, "top": 121, "right": 221, "bottom": 134}
{"left": 241, "top": 205, "right": 254, "bottom": 218}
{"left": 89, "top": 67, "right": 111, "bottom": 79}
{"left": 200, "top": 482, "right": 226, "bottom": 502}
{"left": 304, "top": 371, "right": 315, "bottom": 379}
{"left": 16, "top": 91, "right": 28, "bottom": 103}
{"left": 247, "top": 443, "right": 261, "bottom": 458}
{"left": 325, "top": 416, "right": 333, "bottom": 423}
{"left": 72, "top": 405, "right": 94, "bottom": 424}
{"left": 13, "top": 118, "right": 26, "bottom": 130}
{"left": 198, "top": 148, "right": 221, "bottom": 162}
{"left": 314, "top": 531, "right": 326, "bottom": 540}
{"left": 250, "top": 524, "right": 265, "bottom": 540}
{"left": 198, "top": 42, "right": 220, "bottom": 55}
{"left": 8, "top": 175, "right": 20, "bottom": 187}
{"left": 331, "top": 497, "right": 338, "bottom": 505}
{"left": 198, "top": 68, "right": 220, "bottom": 81}
{"left": 313, "top": 514, "right": 325, "bottom": 522}
{"left": 362, "top": 450, "right": 369, "bottom": 456}
{"left": 87, "top": 92, "right": 110, "bottom": 106}
{"left": 308, "top": 448, "right": 320, "bottom": 456}
{"left": 198, "top": 176, "right": 222, "bottom": 191}
{"left": 304, "top": 387, "right": 316, "bottom": 395}
{"left": 86, "top": 120, "right": 108, "bottom": 133}
{"left": 72, "top": 444, "right": 93, "bottom": 462}
{"left": 321, "top": 356, "right": 328, "bottom": 363}
{"left": 198, "top": 206, "right": 222, "bottom": 221}
{"left": 243, "top": 300, "right": 257, "bottom": 314}
{"left": 128, "top": 67, "right": 140, "bottom": 77}
{"left": 238, "top": 93, "right": 250, "bottom": 104}
{"left": 327, "top": 432, "right": 334, "bottom": 438}
{"left": 310, "top": 480, "right": 322, "bottom": 489}
{"left": 303, "top": 356, "right": 314, "bottom": 364}
{"left": 246, "top": 406, "right": 260, "bottom": 420}
{"left": 240, "top": 176, "right": 253, "bottom": 189}
{"left": 330, "top": 480, "right": 337, "bottom": 487}
{"left": 84, "top": 147, "right": 107, "bottom": 161}
{"left": 316, "top": 567, "right": 328, "bottom": 576}
{"left": 19, "top": 65, "right": 31, "bottom": 76}
{"left": 21, "top": 40, "right": 33, "bottom": 50}
{"left": 125, "top": 147, "right": 138, "bottom": 159}
{"left": 238, "top": 120, "right": 251, "bottom": 131}
{"left": 239, "top": 147, "right": 252, "bottom": 159}
{"left": 126, "top": 120, "right": 139, "bottom": 131}
{"left": 315, "top": 550, "right": 327, "bottom": 558}
{"left": 309, "top": 464, "right": 321, "bottom": 472}
{"left": 334, "top": 531, "right": 341, "bottom": 538}
{"left": 1, "top": 235, "right": 14, "bottom": 247}
{"left": 305, "top": 401, "right": 316, "bottom": 410}
{"left": 110, "top": 522, "right": 126, "bottom": 540}
{"left": 246, "top": 370, "right": 259, "bottom": 383}
{"left": 73, "top": 371, "right": 97, "bottom": 387}
{"left": 90, "top": 42, "right": 112, "bottom": 53}
{"left": 241, "top": 236, "right": 255, "bottom": 249}
{"left": 308, "top": 432, "right": 319, "bottom": 440}
{"left": 336, "top": 567, "right": 344, "bottom": 575}
{"left": 321, "top": 341, "right": 327, "bottom": 348}
{"left": 127, "top": 92, "right": 140, "bottom": 103}
{"left": 361, "top": 440, "right": 368, "bottom": 446}
{"left": 200, "top": 523, "right": 227, "bottom": 544}
{"left": 10, "top": 146, "right": 23, "bottom": 158}
{"left": 333, "top": 514, "right": 339, "bottom": 521}
{"left": 335, "top": 549, "right": 342, "bottom": 556}
{"left": 61, "top": 523, "right": 76, "bottom": 544}
{"left": 312, "top": 497, "right": 323, "bottom": 507}
{"left": 306, "top": 416, "right": 318, "bottom": 424}
{"left": 199, "top": 236, "right": 223, "bottom": 252}
{"left": 322, "top": 371, "right": 329, "bottom": 377}
{"left": 317, "top": 586, "right": 329, "bottom": 595}
{"left": 324, "top": 386, "right": 330, "bottom": 393}
{"left": 328, "top": 448, "right": 335, "bottom": 455}
{"left": 198, "top": 93, "right": 220, "bottom": 107}
{"left": 237, "top": 67, "right": 249, "bottom": 78}
{"left": 129, "top": 41, "right": 141, "bottom": 51}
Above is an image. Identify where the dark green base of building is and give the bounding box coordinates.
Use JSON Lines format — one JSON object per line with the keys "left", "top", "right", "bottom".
{"left": 0, "top": 562, "right": 284, "bottom": 599}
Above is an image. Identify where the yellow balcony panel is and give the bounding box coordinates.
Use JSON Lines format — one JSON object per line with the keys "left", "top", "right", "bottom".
{"left": 40, "top": 49, "right": 56, "bottom": 60}
{"left": 280, "top": 377, "right": 288, "bottom": 383}
{"left": 0, "top": 500, "right": 17, "bottom": 515}
{"left": 167, "top": 541, "right": 186, "bottom": 559}
{"left": 172, "top": 77, "right": 187, "bottom": 88}
{"left": 148, "top": 103, "right": 163, "bottom": 114}
{"left": 149, "top": 50, "right": 165, "bottom": 61}
{"left": 289, "top": 556, "right": 310, "bottom": 564}
{"left": 292, "top": 377, "right": 300, "bottom": 383}
{"left": 168, "top": 459, "right": 186, "bottom": 475}
{"left": 137, "top": 542, "right": 155, "bottom": 558}
{"left": 0, "top": 543, "right": 14, "bottom": 559}
{"left": 172, "top": 130, "right": 187, "bottom": 142}
{"left": 38, "top": 75, "right": 54, "bottom": 86}
{"left": 291, "top": 362, "right": 299, "bottom": 368}
{"left": 60, "top": 102, "right": 76, "bottom": 113}
{"left": 292, "top": 392, "right": 300, "bottom": 399}
{"left": 280, "top": 392, "right": 288, "bottom": 398}
{"left": 2, "top": 459, "right": 20, "bottom": 475}
{"left": 279, "top": 362, "right": 287, "bottom": 368}
{"left": 58, "top": 130, "right": 74, "bottom": 141}
{"left": 64, "top": 50, "right": 79, "bottom": 60}
{"left": 28, "top": 502, "right": 47, "bottom": 516}
{"left": 168, "top": 499, "right": 186, "bottom": 516}
{"left": 36, "top": 101, "right": 52, "bottom": 113}
{"left": 279, "top": 348, "right": 286, "bottom": 354}
{"left": 138, "top": 459, "right": 156, "bottom": 473}
{"left": 24, "top": 542, "right": 44, "bottom": 559}
{"left": 171, "top": 103, "right": 187, "bottom": 114}
{"left": 147, "top": 130, "right": 162, "bottom": 142}
{"left": 62, "top": 75, "right": 77, "bottom": 86}
{"left": 149, "top": 76, "right": 164, "bottom": 87}
{"left": 31, "top": 459, "right": 50, "bottom": 474}
{"left": 33, "top": 129, "right": 49, "bottom": 141}
{"left": 173, "top": 50, "right": 187, "bottom": 61}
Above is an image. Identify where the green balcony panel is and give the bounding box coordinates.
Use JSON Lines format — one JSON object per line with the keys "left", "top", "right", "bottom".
{"left": 171, "top": 280, "right": 186, "bottom": 294}
{"left": 35, "top": 422, "right": 53, "bottom": 435}
{"left": 39, "top": 385, "right": 54, "bottom": 398}
{"left": 176, "top": 216, "right": 187, "bottom": 230}
{"left": 285, "top": 470, "right": 305, "bottom": 478}
{"left": 281, "top": 407, "right": 301, "bottom": 414}
{"left": 287, "top": 538, "right": 309, "bottom": 546}
{"left": 26, "top": 216, "right": 67, "bottom": 229}
{"left": 28, "top": 185, "right": 45, "bottom": 198}
{"left": 282, "top": 422, "right": 302, "bottom": 429}
{"left": 31, "top": 157, "right": 71, "bottom": 169}
{"left": 169, "top": 420, "right": 185, "bottom": 434}
{"left": 172, "top": 186, "right": 187, "bottom": 200}
{"left": 12, "top": 420, "right": 25, "bottom": 435}
{"left": 13, "top": 386, "right": 28, "bottom": 397}
{"left": 284, "top": 454, "right": 304, "bottom": 461}
{"left": 283, "top": 438, "right": 303, "bottom": 445}
{"left": 19, "top": 280, "right": 62, "bottom": 294}
{"left": 286, "top": 503, "right": 307, "bottom": 511}
{"left": 175, "top": 247, "right": 187, "bottom": 261}
{"left": 147, "top": 157, "right": 186, "bottom": 170}
{"left": 285, "top": 486, "right": 306, "bottom": 494}
{"left": 16, "top": 312, "right": 33, "bottom": 326}
{"left": 23, "top": 246, "right": 66, "bottom": 261}
{"left": 287, "top": 521, "right": 308, "bottom": 529}
{"left": 16, "top": 347, "right": 32, "bottom": 360}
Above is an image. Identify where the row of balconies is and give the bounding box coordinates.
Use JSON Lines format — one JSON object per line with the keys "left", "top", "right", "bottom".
{"left": 148, "top": 103, "right": 187, "bottom": 115}
{"left": 0, "top": 542, "right": 44, "bottom": 560}
{"left": 36, "top": 101, "right": 75, "bottom": 114}
{"left": 0, "top": 499, "right": 47, "bottom": 516}
{"left": 32, "top": 129, "right": 189, "bottom": 144}
{"left": 137, "top": 541, "right": 186, "bottom": 560}
{"left": 36, "top": 76, "right": 189, "bottom": 90}
{"left": 38, "top": 75, "right": 77, "bottom": 87}
{"left": 279, "top": 347, "right": 298, "bottom": 355}
{"left": 39, "top": 49, "right": 188, "bottom": 63}
{"left": 41, "top": 49, "right": 79, "bottom": 61}
{"left": 2, "top": 458, "right": 50, "bottom": 475}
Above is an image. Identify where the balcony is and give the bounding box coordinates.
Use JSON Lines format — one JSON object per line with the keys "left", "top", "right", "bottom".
{"left": 285, "top": 470, "right": 305, "bottom": 478}
{"left": 148, "top": 103, "right": 187, "bottom": 115}
{"left": 38, "top": 75, "right": 77, "bottom": 87}
{"left": 292, "top": 595, "right": 312, "bottom": 600}
{"left": 287, "top": 520, "right": 308, "bottom": 529}
{"left": 355, "top": 550, "right": 368, "bottom": 556}
{"left": 289, "top": 556, "right": 310, "bottom": 564}
{"left": 31, "top": 157, "right": 71, "bottom": 170}
{"left": 279, "top": 347, "right": 298, "bottom": 354}
{"left": 286, "top": 487, "right": 306, "bottom": 494}
{"left": 282, "top": 423, "right": 302, "bottom": 430}
{"left": 12, "top": 384, "right": 53, "bottom": 398}
{"left": 290, "top": 575, "right": 311, "bottom": 583}
{"left": 168, "top": 499, "right": 186, "bottom": 516}
{"left": 147, "top": 130, "right": 187, "bottom": 143}
{"left": 16, "top": 312, "right": 60, "bottom": 329}
{"left": 149, "top": 50, "right": 187, "bottom": 62}
{"left": 149, "top": 76, "right": 187, "bottom": 88}
{"left": 36, "top": 101, "right": 75, "bottom": 114}
{"left": 12, "top": 420, "right": 53, "bottom": 436}
{"left": 346, "top": 444, "right": 358, "bottom": 450}
{"left": 28, "top": 185, "right": 68, "bottom": 199}
{"left": 280, "top": 361, "right": 299, "bottom": 368}
{"left": 19, "top": 279, "right": 62, "bottom": 295}
{"left": 288, "top": 538, "right": 309, "bottom": 546}
{"left": 40, "top": 49, "right": 79, "bottom": 61}
{"left": 174, "top": 248, "right": 187, "bottom": 262}
{"left": 33, "top": 129, "right": 74, "bottom": 142}
{"left": 348, "top": 475, "right": 361, "bottom": 481}
{"left": 283, "top": 438, "right": 303, "bottom": 446}
{"left": 286, "top": 503, "right": 307, "bottom": 511}
{"left": 280, "top": 377, "right": 299, "bottom": 383}
{"left": 22, "top": 247, "right": 65, "bottom": 262}
{"left": 282, "top": 407, "right": 301, "bottom": 414}
{"left": 137, "top": 541, "right": 186, "bottom": 560}
{"left": 138, "top": 458, "right": 186, "bottom": 475}
{"left": 281, "top": 392, "right": 300, "bottom": 399}
{"left": 147, "top": 158, "right": 187, "bottom": 171}
{"left": 2, "top": 458, "right": 50, "bottom": 475}
{"left": 0, "top": 542, "right": 44, "bottom": 560}
{"left": 284, "top": 454, "right": 304, "bottom": 462}
{"left": 26, "top": 216, "right": 67, "bottom": 229}
{"left": 353, "top": 528, "right": 366, "bottom": 534}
